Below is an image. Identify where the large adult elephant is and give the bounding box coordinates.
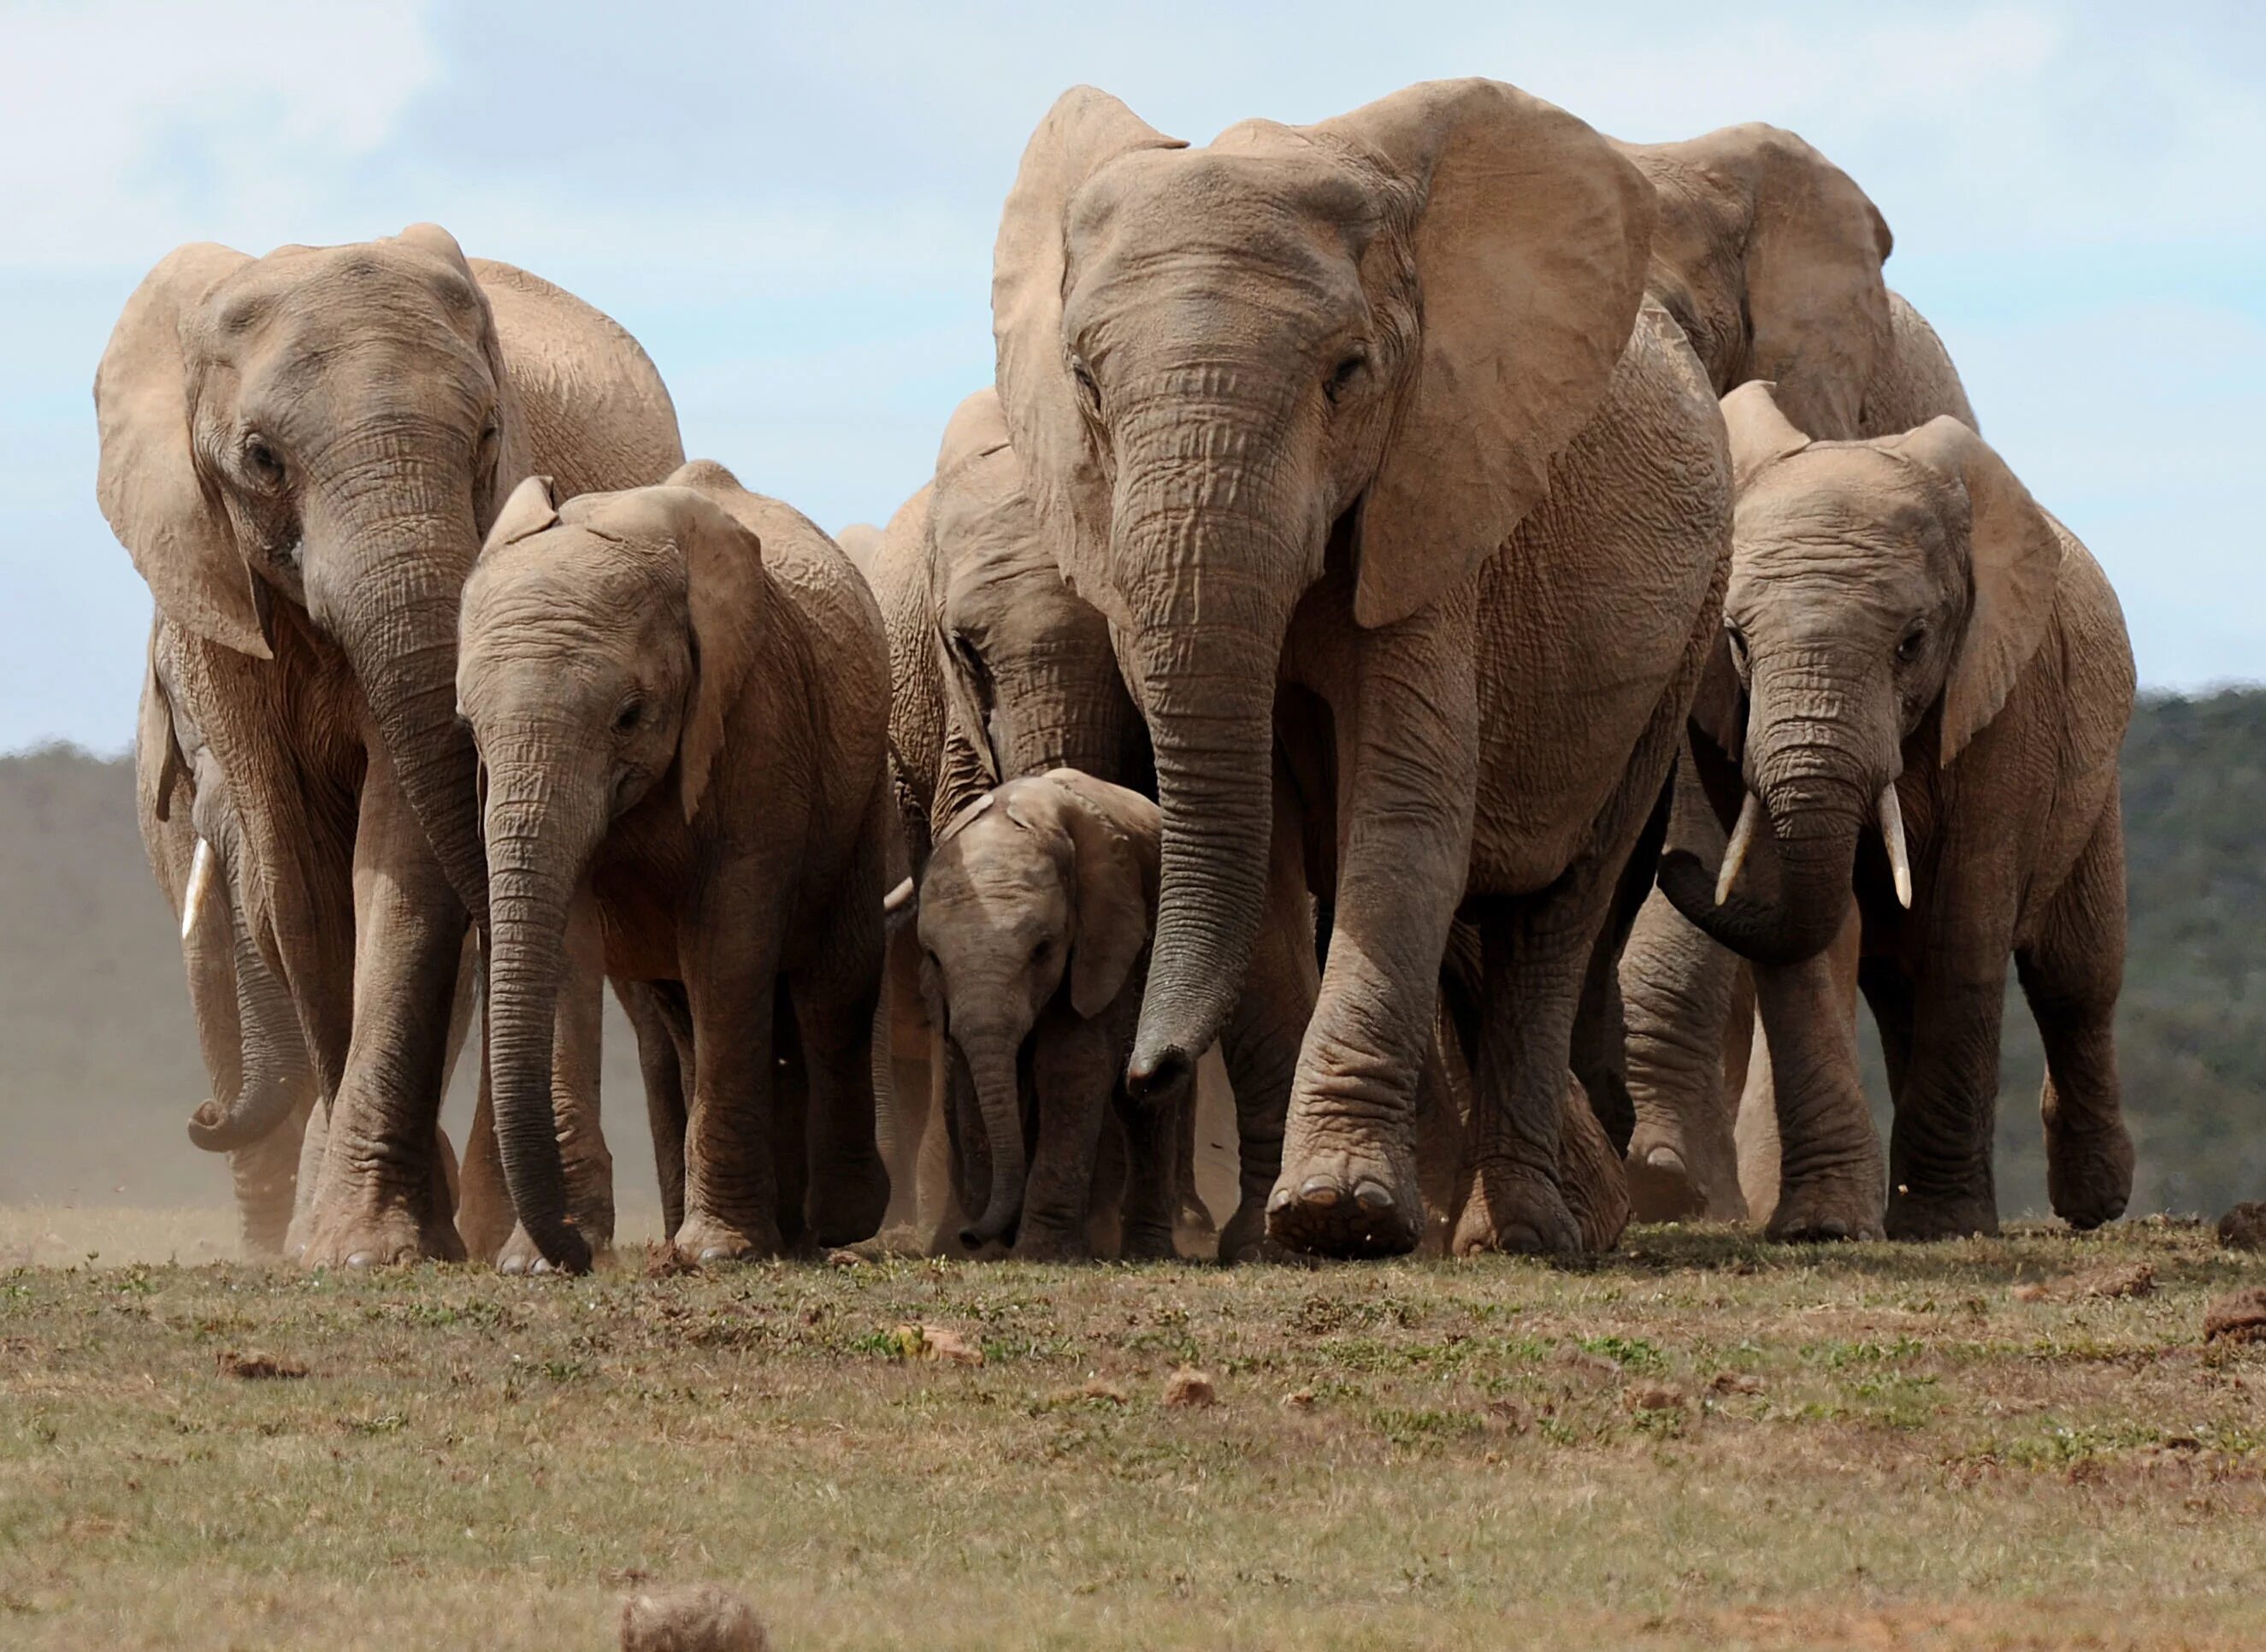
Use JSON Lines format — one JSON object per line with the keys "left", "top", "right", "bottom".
{"left": 992, "top": 80, "right": 1730, "bottom": 1257}
{"left": 1608, "top": 123, "right": 1980, "bottom": 1228}
{"left": 95, "top": 227, "right": 683, "bottom": 1266}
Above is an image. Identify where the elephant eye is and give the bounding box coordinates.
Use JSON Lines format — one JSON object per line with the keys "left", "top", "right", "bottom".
{"left": 242, "top": 434, "right": 285, "bottom": 487}
{"left": 1324, "top": 350, "right": 1368, "bottom": 404}
{"left": 1896, "top": 622, "right": 1927, "bottom": 664}
{"left": 613, "top": 695, "right": 646, "bottom": 734}
{"left": 1068, "top": 355, "right": 1101, "bottom": 415}
{"left": 475, "top": 420, "right": 500, "bottom": 467}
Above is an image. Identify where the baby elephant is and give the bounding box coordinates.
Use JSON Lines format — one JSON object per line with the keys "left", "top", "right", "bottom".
{"left": 915, "top": 771, "right": 1296, "bottom": 1261}
{"left": 458, "top": 461, "right": 894, "bottom": 1270}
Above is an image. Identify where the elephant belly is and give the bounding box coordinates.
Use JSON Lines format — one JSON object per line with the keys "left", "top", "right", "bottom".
{"left": 1466, "top": 310, "right": 1732, "bottom": 897}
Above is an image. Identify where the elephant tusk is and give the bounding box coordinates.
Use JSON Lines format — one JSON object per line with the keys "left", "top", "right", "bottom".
{"left": 882, "top": 876, "right": 915, "bottom": 916}
{"left": 1714, "top": 792, "right": 1763, "bottom": 906}
{"left": 182, "top": 837, "right": 215, "bottom": 941}
{"left": 1877, "top": 783, "right": 1913, "bottom": 909}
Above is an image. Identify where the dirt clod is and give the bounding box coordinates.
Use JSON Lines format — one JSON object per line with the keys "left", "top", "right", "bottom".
{"left": 2217, "top": 1202, "right": 2266, "bottom": 1252}
{"left": 1626, "top": 1382, "right": 1687, "bottom": 1414}
{"left": 2013, "top": 1263, "right": 2154, "bottom": 1304}
{"left": 1164, "top": 1366, "right": 1215, "bottom": 1407}
{"left": 217, "top": 1349, "right": 305, "bottom": 1381}
{"left": 2202, "top": 1287, "right": 2266, "bottom": 1345}
{"left": 619, "top": 1582, "right": 768, "bottom": 1652}
{"left": 894, "top": 1324, "right": 983, "bottom": 1365}
{"left": 1709, "top": 1372, "right": 1765, "bottom": 1396}
{"left": 641, "top": 1243, "right": 695, "bottom": 1281}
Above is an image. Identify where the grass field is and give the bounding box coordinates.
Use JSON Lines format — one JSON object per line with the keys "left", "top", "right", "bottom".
{"left": 2, "top": 1217, "right": 2261, "bottom": 1651}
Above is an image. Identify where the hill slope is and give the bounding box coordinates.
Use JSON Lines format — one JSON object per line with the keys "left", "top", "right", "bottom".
{"left": 3, "top": 689, "right": 2262, "bottom": 1218}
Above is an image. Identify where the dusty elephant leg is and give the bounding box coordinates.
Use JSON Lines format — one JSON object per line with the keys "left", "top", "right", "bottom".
{"left": 451, "top": 953, "right": 520, "bottom": 1263}
{"left": 1555, "top": 1073, "right": 1631, "bottom": 1254}
{"left": 770, "top": 994, "right": 813, "bottom": 1254}
{"left": 298, "top": 743, "right": 469, "bottom": 1268}
{"left": 1885, "top": 953, "right": 2012, "bottom": 1242}
{"left": 676, "top": 901, "right": 787, "bottom": 1262}
{"left": 1621, "top": 885, "right": 1749, "bottom": 1221}
{"left": 229, "top": 1100, "right": 312, "bottom": 1260}
{"left": 1270, "top": 605, "right": 1474, "bottom": 1259}
{"left": 497, "top": 892, "right": 613, "bottom": 1274}
{"left": 2018, "top": 801, "right": 2133, "bottom": 1230}
{"left": 1215, "top": 766, "right": 1312, "bottom": 1262}
{"left": 875, "top": 925, "right": 932, "bottom": 1233}
{"left": 617, "top": 978, "right": 690, "bottom": 1240}
{"left": 1732, "top": 1012, "right": 1779, "bottom": 1223}
{"left": 1751, "top": 912, "right": 1885, "bottom": 1242}
{"left": 1570, "top": 779, "right": 1668, "bottom": 1158}
{"left": 793, "top": 978, "right": 890, "bottom": 1249}
{"left": 1017, "top": 1014, "right": 1113, "bottom": 1261}
{"left": 284, "top": 1099, "right": 329, "bottom": 1258}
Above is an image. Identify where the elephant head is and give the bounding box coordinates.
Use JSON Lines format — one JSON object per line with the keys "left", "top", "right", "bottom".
{"left": 1660, "top": 383, "right": 2064, "bottom": 963}
{"left": 993, "top": 80, "right": 1652, "bottom": 1090}
{"left": 1619, "top": 124, "right": 1895, "bottom": 440}
{"left": 456, "top": 462, "right": 767, "bottom": 1268}
{"left": 915, "top": 770, "right": 1157, "bottom": 1248}
{"left": 926, "top": 388, "right": 1148, "bottom": 795}
{"left": 95, "top": 226, "right": 536, "bottom": 920}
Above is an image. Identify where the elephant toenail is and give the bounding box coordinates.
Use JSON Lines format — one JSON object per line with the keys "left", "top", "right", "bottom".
{"left": 699, "top": 1246, "right": 731, "bottom": 1263}
{"left": 499, "top": 1255, "right": 527, "bottom": 1277}
{"left": 530, "top": 1258, "right": 553, "bottom": 1276}
{"left": 346, "top": 1251, "right": 375, "bottom": 1270}
{"left": 1298, "top": 1177, "right": 1342, "bottom": 1208}
{"left": 1268, "top": 1188, "right": 1295, "bottom": 1213}
{"left": 1644, "top": 1146, "right": 1685, "bottom": 1173}
{"left": 1354, "top": 1180, "right": 1395, "bottom": 1212}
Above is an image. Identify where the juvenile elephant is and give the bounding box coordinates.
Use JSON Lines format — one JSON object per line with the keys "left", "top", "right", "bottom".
{"left": 1609, "top": 122, "right": 1982, "bottom": 1223}
{"left": 916, "top": 770, "right": 1307, "bottom": 1260}
{"left": 96, "top": 226, "right": 683, "bottom": 1266}
{"left": 457, "top": 463, "right": 893, "bottom": 1269}
{"left": 992, "top": 79, "right": 1729, "bottom": 1256}
{"left": 1657, "top": 384, "right": 2135, "bottom": 1240}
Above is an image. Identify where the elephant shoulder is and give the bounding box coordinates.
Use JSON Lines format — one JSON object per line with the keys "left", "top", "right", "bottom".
{"left": 470, "top": 257, "right": 685, "bottom": 491}
{"left": 1857, "top": 291, "right": 1976, "bottom": 438}
{"left": 2041, "top": 515, "right": 2135, "bottom": 746}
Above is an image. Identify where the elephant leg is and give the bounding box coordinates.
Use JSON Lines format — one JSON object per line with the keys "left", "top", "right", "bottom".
{"left": 1018, "top": 1018, "right": 1113, "bottom": 1262}
{"left": 770, "top": 991, "right": 812, "bottom": 1253}
{"left": 1113, "top": 1078, "right": 1186, "bottom": 1264}
{"left": 1885, "top": 947, "right": 2013, "bottom": 1243}
{"left": 915, "top": 1018, "right": 961, "bottom": 1254}
{"left": 618, "top": 978, "right": 690, "bottom": 1241}
{"left": 1555, "top": 1072, "right": 1632, "bottom": 1254}
{"left": 1621, "top": 886, "right": 1748, "bottom": 1221}
{"left": 792, "top": 814, "right": 893, "bottom": 1248}
{"left": 298, "top": 740, "right": 469, "bottom": 1268}
{"left": 284, "top": 1098, "right": 328, "bottom": 1259}
{"left": 1214, "top": 759, "right": 1313, "bottom": 1262}
{"left": 1270, "top": 601, "right": 1476, "bottom": 1259}
{"left": 1750, "top": 912, "right": 1884, "bottom": 1242}
{"left": 676, "top": 922, "right": 785, "bottom": 1263}
{"left": 1570, "top": 776, "right": 1669, "bottom": 1156}
{"left": 452, "top": 953, "right": 518, "bottom": 1263}
{"left": 496, "top": 890, "right": 613, "bottom": 1274}
{"left": 228, "top": 1100, "right": 311, "bottom": 1260}
{"left": 1860, "top": 956, "right": 1915, "bottom": 1106}
{"left": 2018, "top": 800, "right": 2132, "bottom": 1230}
{"left": 1732, "top": 1009, "right": 1779, "bottom": 1223}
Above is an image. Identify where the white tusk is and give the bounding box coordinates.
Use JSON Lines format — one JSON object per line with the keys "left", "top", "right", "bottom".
{"left": 1877, "top": 783, "right": 1913, "bottom": 909}
{"left": 1715, "top": 792, "right": 1763, "bottom": 905}
{"left": 182, "top": 837, "right": 215, "bottom": 941}
{"left": 882, "top": 875, "right": 915, "bottom": 916}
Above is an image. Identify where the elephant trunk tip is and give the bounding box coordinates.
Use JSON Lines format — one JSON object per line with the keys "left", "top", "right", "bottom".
{"left": 1125, "top": 1035, "right": 1193, "bottom": 1105}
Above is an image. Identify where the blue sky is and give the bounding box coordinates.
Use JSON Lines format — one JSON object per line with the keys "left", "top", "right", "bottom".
{"left": 3, "top": 0, "right": 2261, "bottom": 751}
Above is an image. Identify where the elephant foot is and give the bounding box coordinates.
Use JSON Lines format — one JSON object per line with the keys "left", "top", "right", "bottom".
{"left": 1766, "top": 1175, "right": 1885, "bottom": 1244}
{"left": 1625, "top": 1137, "right": 1708, "bottom": 1224}
{"left": 1885, "top": 1184, "right": 1998, "bottom": 1242}
{"left": 672, "top": 1212, "right": 783, "bottom": 1266}
{"left": 1219, "top": 1195, "right": 1272, "bottom": 1266}
{"left": 2045, "top": 1118, "right": 2133, "bottom": 1231}
{"left": 298, "top": 1199, "right": 463, "bottom": 1270}
{"left": 807, "top": 1163, "right": 891, "bottom": 1250}
{"left": 1451, "top": 1159, "right": 1581, "bottom": 1258}
{"left": 1013, "top": 1225, "right": 1093, "bottom": 1264}
{"left": 495, "top": 1224, "right": 592, "bottom": 1276}
{"left": 1265, "top": 1142, "right": 1422, "bottom": 1260}
{"left": 1118, "top": 1219, "right": 1177, "bottom": 1263}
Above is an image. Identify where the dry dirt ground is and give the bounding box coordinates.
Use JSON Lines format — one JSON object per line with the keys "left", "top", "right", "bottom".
{"left": 1, "top": 1215, "right": 2260, "bottom": 1651}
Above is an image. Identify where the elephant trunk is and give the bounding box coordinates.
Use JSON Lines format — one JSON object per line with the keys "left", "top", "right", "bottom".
{"left": 1661, "top": 692, "right": 1869, "bottom": 966}
{"left": 1111, "top": 393, "right": 1297, "bottom": 1100}
{"left": 479, "top": 750, "right": 604, "bottom": 1271}
{"left": 956, "top": 1033, "right": 1029, "bottom": 1248}
{"left": 187, "top": 875, "right": 316, "bottom": 1153}
{"left": 303, "top": 442, "right": 490, "bottom": 926}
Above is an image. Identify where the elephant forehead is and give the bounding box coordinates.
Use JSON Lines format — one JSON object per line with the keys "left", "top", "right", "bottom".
{"left": 204, "top": 240, "right": 481, "bottom": 351}
{"left": 1071, "top": 145, "right": 1384, "bottom": 262}
{"left": 468, "top": 524, "right": 680, "bottom": 618}
{"left": 1738, "top": 449, "right": 1950, "bottom": 549}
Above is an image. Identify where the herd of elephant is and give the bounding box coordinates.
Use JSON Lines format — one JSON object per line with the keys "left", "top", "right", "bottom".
{"left": 103, "top": 76, "right": 2135, "bottom": 1275}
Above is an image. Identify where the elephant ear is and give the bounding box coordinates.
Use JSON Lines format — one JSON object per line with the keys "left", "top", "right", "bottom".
{"left": 1889, "top": 416, "right": 2063, "bottom": 764}
{"left": 935, "top": 386, "right": 1012, "bottom": 476}
{"left": 95, "top": 242, "right": 271, "bottom": 658}
{"left": 1687, "top": 631, "right": 1745, "bottom": 764}
{"left": 993, "top": 87, "right": 1186, "bottom": 613}
{"left": 1322, "top": 79, "right": 1653, "bottom": 628}
{"left": 1044, "top": 769, "right": 1159, "bottom": 1018}
{"left": 1720, "top": 381, "right": 1812, "bottom": 492}
{"left": 481, "top": 474, "right": 559, "bottom": 553}
{"left": 1732, "top": 126, "right": 1893, "bottom": 440}
{"left": 925, "top": 472, "right": 1001, "bottom": 791}
{"left": 661, "top": 464, "right": 768, "bottom": 821}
